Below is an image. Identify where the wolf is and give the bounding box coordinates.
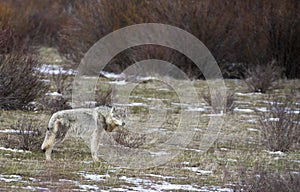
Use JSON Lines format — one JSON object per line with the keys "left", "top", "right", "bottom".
{"left": 41, "top": 106, "right": 126, "bottom": 161}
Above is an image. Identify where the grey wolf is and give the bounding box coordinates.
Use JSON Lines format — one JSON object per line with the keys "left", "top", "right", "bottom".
{"left": 41, "top": 106, "right": 126, "bottom": 161}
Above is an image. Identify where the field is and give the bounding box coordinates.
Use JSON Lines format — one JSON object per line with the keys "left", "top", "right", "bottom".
{"left": 1, "top": 73, "right": 299, "bottom": 191}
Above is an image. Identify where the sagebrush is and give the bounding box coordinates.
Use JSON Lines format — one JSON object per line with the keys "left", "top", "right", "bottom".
{"left": 257, "top": 94, "right": 300, "bottom": 151}
{"left": 3, "top": 116, "right": 44, "bottom": 151}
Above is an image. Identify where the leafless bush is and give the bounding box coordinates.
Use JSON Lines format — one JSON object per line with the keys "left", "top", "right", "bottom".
{"left": 257, "top": 95, "right": 300, "bottom": 152}
{"left": 203, "top": 91, "right": 235, "bottom": 113}
{"left": 0, "top": 22, "right": 48, "bottom": 110}
{"left": 57, "top": 0, "right": 234, "bottom": 79}
{"left": 3, "top": 116, "right": 44, "bottom": 151}
{"left": 50, "top": 68, "right": 73, "bottom": 95}
{"left": 37, "top": 94, "right": 71, "bottom": 113}
{"left": 244, "top": 61, "right": 282, "bottom": 93}
{"left": 0, "top": 53, "right": 48, "bottom": 110}
{"left": 0, "top": 0, "right": 69, "bottom": 46}
{"left": 233, "top": 165, "right": 300, "bottom": 192}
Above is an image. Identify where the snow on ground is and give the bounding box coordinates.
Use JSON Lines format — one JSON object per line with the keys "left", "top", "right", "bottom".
{"left": 0, "top": 147, "right": 31, "bottom": 153}
{"left": 247, "top": 128, "right": 259, "bottom": 132}
{"left": 235, "top": 92, "right": 262, "bottom": 97}
{"left": 255, "top": 107, "right": 268, "bottom": 112}
{"left": 45, "top": 91, "right": 62, "bottom": 96}
{"left": 116, "top": 102, "right": 148, "bottom": 107}
{"left": 36, "top": 64, "right": 77, "bottom": 75}
{"left": 108, "top": 80, "right": 127, "bottom": 85}
{"left": 183, "top": 167, "right": 212, "bottom": 175}
{"left": 264, "top": 150, "right": 286, "bottom": 156}
{"left": 233, "top": 108, "right": 254, "bottom": 113}
{"left": 185, "top": 107, "right": 207, "bottom": 112}
{"left": 100, "top": 71, "right": 125, "bottom": 79}
{"left": 0, "top": 175, "right": 22, "bottom": 183}
{"left": 0, "top": 129, "right": 34, "bottom": 134}
{"left": 145, "top": 174, "right": 175, "bottom": 179}
{"left": 59, "top": 179, "right": 99, "bottom": 191}
{"left": 78, "top": 172, "right": 110, "bottom": 181}
{"left": 118, "top": 176, "right": 233, "bottom": 192}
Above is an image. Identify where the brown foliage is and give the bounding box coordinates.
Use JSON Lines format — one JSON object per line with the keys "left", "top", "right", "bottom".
{"left": 0, "top": 24, "right": 48, "bottom": 110}
{"left": 0, "top": 0, "right": 298, "bottom": 78}
{"left": 3, "top": 116, "right": 44, "bottom": 151}
{"left": 257, "top": 94, "right": 300, "bottom": 152}
{"left": 244, "top": 61, "right": 282, "bottom": 93}
{"left": 233, "top": 165, "right": 300, "bottom": 192}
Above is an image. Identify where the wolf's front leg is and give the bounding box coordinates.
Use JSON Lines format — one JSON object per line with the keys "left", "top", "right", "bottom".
{"left": 90, "top": 129, "right": 100, "bottom": 162}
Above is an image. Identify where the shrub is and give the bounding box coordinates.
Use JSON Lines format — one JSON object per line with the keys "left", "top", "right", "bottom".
{"left": 244, "top": 61, "right": 282, "bottom": 93}
{"left": 0, "top": 53, "right": 48, "bottom": 110}
{"left": 257, "top": 94, "right": 300, "bottom": 152}
{"left": 57, "top": 0, "right": 235, "bottom": 79}
{"left": 233, "top": 166, "right": 300, "bottom": 192}
{"left": 49, "top": 67, "right": 73, "bottom": 95}
{"left": 37, "top": 94, "right": 71, "bottom": 114}
{"left": 0, "top": 21, "right": 48, "bottom": 110}
{"left": 3, "top": 116, "right": 44, "bottom": 151}
{"left": 0, "top": 0, "right": 69, "bottom": 46}
{"left": 203, "top": 90, "right": 235, "bottom": 113}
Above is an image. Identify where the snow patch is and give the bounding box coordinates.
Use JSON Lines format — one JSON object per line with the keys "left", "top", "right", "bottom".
{"left": 79, "top": 172, "right": 110, "bottom": 181}
{"left": 45, "top": 91, "right": 62, "bottom": 96}
{"left": 108, "top": 80, "right": 127, "bottom": 85}
{"left": 247, "top": 128, "right": 259, "bottom": 132}
{"left": 100, "top": 71, "right": 125, "bottom": 79}
{"left": 117, "top": 103, "right": 148, "bottom": 107}
{"left": 145, "top": 174, "right": 175, "bottom": 179}
{"left": 185, "top": 107, "right": 206, "bottom": 112}
{"left": 0, "top": 175, "right": 22, "bottom": 183}
{"left": 264, "top": 150, "right": 286, "bottom": 156}
{"left": 256, "top": 107, "right": 268, "bottom": 112}
{"left": 0, "top": 129, "right": 33, "bottom": 134}
{"left": 235, "top": 92, "right": 261, "bottom": 96}
{"left": 183, "top": 167, "right": 212, "bottom": 175}
{"left": 36, "top": 64, "right": 76, "bottom": 75}
{"left": 233, "top": 108, "right": 254, "bottom": 113}
{"left": 0, "top": 147, "right": 31, "bottom": 153}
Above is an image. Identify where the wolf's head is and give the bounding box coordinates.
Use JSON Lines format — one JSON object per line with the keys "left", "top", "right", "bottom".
{"left": 41, "top": 118, "right": 69, "bottom": 161}
{"left": 105, "top": 107, "right": 127, "bottom": 131}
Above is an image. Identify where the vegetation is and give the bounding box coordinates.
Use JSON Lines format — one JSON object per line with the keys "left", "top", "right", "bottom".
{"left": 0, "top": 0, "right": 298, "bottom": 78}
{"left": 257, "top": 94, "right": 300, "bottom": 152}
{"left": 0, "top": 24, "right": 48, "bottom": 110}
{"left": 0, "top": 0, "right": 299, "bottom": 191}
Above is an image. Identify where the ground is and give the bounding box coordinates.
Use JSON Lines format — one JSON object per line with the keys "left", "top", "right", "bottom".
{"left": 0, "top": 65, "right": 300, "bottom": 191}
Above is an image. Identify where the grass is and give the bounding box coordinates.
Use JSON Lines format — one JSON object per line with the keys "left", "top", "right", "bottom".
{"left": 0, "top": 78, "right": 299, "bottom": 191}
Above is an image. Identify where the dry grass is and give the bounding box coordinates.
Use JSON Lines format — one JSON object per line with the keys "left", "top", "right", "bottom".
{"left": 2, "top": 116, "right": 44, "bottom": 151}
{"left": 244, "top": 62, "right": 282, "bottom": 93}
{"left": 257, "top": 94, "right": 300, "bottom": 152}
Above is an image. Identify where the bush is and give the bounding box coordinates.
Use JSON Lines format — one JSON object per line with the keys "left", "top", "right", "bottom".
{"left": 0, "top": 53, "right": 48, "bottom": 110}
{"left": 37, "top": 94, "right": 71, "bottom": 114}
{"left": 3, "top": 116, "right": 44, "bottom": 151}
{"left": 57, "top": 0, "right": 235, "bottom": 78}
{"left": 203, "top": 90, "right": 235, "bottom": 113}
{"left": 0, "top": 21, "right": 48, "bottom": 110}
{"left": 233, "top": 166, "right": 300, "bottom": 192}
{"left": 244, "top": 61, "right": 282, "bottom": 93}
{"left": 257, "top": 94, "right": 300, "bottom": 152}
{"left": 0, "top": 0, "right": 69, "bottom": 46}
